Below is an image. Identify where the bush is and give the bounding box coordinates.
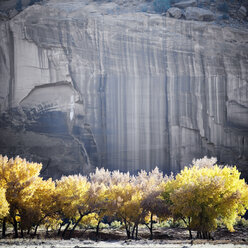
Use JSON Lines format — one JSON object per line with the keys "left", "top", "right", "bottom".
{"left": 110, "top": 220, "right": 122, "bottom": 229}
{"left": 99, "top": 222, "right": 109, "bottom": 229}
{"left": 153, "top": 221, "right": 170, "bottom": 228}
{"left": 153, "top": 0, "right": 171, "bottom": 13}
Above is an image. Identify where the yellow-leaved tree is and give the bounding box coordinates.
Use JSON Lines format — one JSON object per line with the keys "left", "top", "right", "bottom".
{"left": 20, "top": 177, "right": 57, "bottom": 235}
{"left": 162, "top": 157, "right": 248, "bottom": 239}
{"left": 137, "top": 167, "right": 172, "bottom": 239}
{"left": 56, "top": 175, "right": 92, "bottom": 238}
{"left": 0, "top": 155, "right": 42, "bottom": 237}
{"left": 89, "top": 168, "right": 111, "bottom": 240}
{"left": 107, "top": 171, "right": 143, "bottom": 239}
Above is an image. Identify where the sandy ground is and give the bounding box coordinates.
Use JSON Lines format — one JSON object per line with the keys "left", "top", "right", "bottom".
{"left": 0, "top": 226, "right": 248, "bottom": 248}
{"left": 0, "top": 239, "right": 248, "bottom": 248}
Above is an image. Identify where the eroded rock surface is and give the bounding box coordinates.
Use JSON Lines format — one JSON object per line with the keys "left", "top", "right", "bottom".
{"left": 166, "top": 7, "right": 182, "bottom": 19}
{"left": 0, "top": 0, "right": 248, "bottom": 179}
{"left": 185, "top": 7, "right": 215, "bottom": 21}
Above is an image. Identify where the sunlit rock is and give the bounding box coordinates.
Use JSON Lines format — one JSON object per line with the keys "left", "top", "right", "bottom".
{"left": 0, "top": 1, "right": 248, "bottom": 178}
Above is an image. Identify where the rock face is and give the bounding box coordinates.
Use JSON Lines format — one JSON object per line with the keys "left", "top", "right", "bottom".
{"left": 173, "top": 0, "right": 197, "bottom": 9}
{"left": 185, "top": 7, "right": 215, "bottom": 21}
{"left": 0, "top": 1, "right": 248, "bottom": 179}
{"left": 238, "top": 6, "right": 247, "bottom": 20}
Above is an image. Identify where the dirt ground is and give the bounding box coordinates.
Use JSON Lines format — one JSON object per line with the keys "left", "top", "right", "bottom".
{"left": 0, "top": 226, "right": 248, "bottom": 247}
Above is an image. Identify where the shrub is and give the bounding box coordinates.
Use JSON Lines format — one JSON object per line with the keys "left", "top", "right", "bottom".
{"left": 110, "top": 220, "right": 122, "bottom": 229}
{"left": 99, "top": 222, "right": 109, "bottom": 229}
{"left": 153, "top": 220, "right": 170, "bottom": 228}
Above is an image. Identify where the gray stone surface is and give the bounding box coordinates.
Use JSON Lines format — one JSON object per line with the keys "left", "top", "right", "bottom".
{"left": 185, "top": 7, "right": 215, "bottom": 21}
{"left": 166, "top": 7, "right": 182, "bottom": 19}
{"left": 174, "top": 0, "right": 197, "bottom": 9}
{"left": 238, "top": 6, "right": 247, "bottom": 19}
{"left": 8, "top": 9, "right": 18, "bottom": 18}
{"left": 0, "top": 0, "right": 248, "bottom": 179}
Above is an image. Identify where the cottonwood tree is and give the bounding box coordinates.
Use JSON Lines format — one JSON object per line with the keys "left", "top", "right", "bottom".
{"left": 0, "top": 155, "right": 42, "bottom": 237}
{"left": 55, "top": 175, "right": 92, "bottom": 238}
{"left": 162, "top": 157, "right": 248, "bottom": 239}
{"left": 107, "top": 171, "right": 141, "bottom": 239}
{"left": 137, "top": 167, "right": 172, "bottom": 239}
{"left": 21, "top": 177, "right": 56, "bottom": 235}
{"left": 89, "top": 168, "right": 111, "bottom": 240}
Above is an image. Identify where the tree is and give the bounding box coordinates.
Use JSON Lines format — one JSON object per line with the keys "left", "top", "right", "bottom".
{"left": 162, "top": 157, "right": 248, "bottom": 239}
{"left": 56, "top": 175, "right": 93, "bottom": 238}
{"left": 108, "top": 182, "right": 142, "bottom": 239}
{"left": 20, "top": 177, "right": 57, "bottom": 235}
{"left": 0, "top": 155, "right": 42, "bottom": 237}
{"left": 89, "top": 168, "right": 111, "bottom": 240}
{"left": 106, "top": 171, "right": 140, "bottom": 239}
{"left": 137, "top": 167, "right": 171, "bottom": 239}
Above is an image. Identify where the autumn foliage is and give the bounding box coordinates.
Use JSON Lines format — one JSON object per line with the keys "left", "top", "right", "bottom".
{"left": 0, "top": 155, "right": 247, "bottom": 240}
{"left": 162, "top": 157, "right": 248, "bottom": 239}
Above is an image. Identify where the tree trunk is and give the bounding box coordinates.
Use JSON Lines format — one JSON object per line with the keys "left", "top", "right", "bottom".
{"left": 46, "top": 226, "right": 49, "bottom": 236}
{"left": 2, "top": 217, "right": 6, "bottom": 238}
{"left": 68, "top": 215, "right": 84, "bottom": 239}
{"left": 34, "top": 224, "right": 39, "bottom": 236}
{"left": 57, "top": 221, "right": 65, "bottom": 236}
{"left": 13, "top": 217, "right": 18, "bottom": 238}
{"left": 62, "top": 222, "right": 71, "bottom": 238}
{"left": 149, "top": 213, "right": 153, "bottom": 240}
{"left": 124, "top": 220, "right": 130, "bottom": 239}
{"left": 189, "top": 228, "right": 192, "bottom": 240}
{"left": 68, "top": 211, "right": 92, "bottom": 239}
{"left": 96, "top": 220, "right": 101, "bottom": 241}
{"left": 131, "top": 224, "right": 135, "bottom": 239}
{"left": 20, "top": 227, "right": 24, "bottom": 238}
{"left": 135, "top": 224, "right": 138, "bottom": 240}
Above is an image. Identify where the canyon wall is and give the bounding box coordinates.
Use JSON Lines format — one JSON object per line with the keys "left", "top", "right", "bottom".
{"left": 0, "top": 1, "right": 248, "bottom": 178}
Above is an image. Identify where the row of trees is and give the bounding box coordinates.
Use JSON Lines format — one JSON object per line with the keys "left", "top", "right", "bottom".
{"left": 0, "top": 155, "right": 248, "bottom": 240}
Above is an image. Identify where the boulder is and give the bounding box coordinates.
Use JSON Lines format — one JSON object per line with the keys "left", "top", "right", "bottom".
{"left": 185, "top": 7, "right": 215, "bottom": 21}
{"left": 166, "top": 7, "right": 182, "bottom": 19}
{"left": 174, "top": 0, "right": 197, "bottom": 9}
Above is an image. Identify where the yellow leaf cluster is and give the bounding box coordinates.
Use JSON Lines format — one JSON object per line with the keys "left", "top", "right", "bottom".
{"left": 0, "top": 155, "right": 43, "bottom": 227}
{"left": 56, "top": 175, "right": 91, "bottom": 220}
{"left": 163, "top": 158, "right": 248, "bottom": 233}
{"left": 0, "top": 187, "right": 9, "bottom": 218}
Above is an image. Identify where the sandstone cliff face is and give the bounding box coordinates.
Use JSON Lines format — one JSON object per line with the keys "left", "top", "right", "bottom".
{"left": 0, "top": 1, "right": 248, "bottom": 179}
